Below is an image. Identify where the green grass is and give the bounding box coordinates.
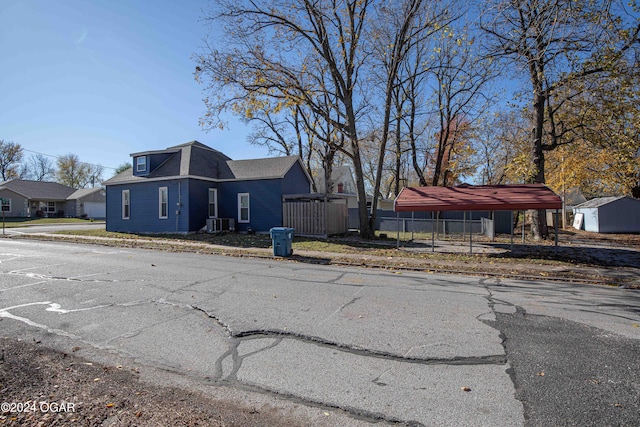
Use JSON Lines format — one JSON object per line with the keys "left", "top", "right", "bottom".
{"left": 0, "top": 217, "right": 99, "bottom": 228}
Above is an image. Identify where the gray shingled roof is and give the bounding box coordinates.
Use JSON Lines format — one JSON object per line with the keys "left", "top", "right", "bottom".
{"left": 573, "top": 196, "right": 631, "bottom": 209}
{"left": 67, "top": 188, "right": 103, "bottom": 200}
{"left": 227, "top": 156, "right": 299, "bottom": 180}
{"left": 0, "top": 180, "right": 76, "bottom": 200}
{"left": 105, "top": 141, "right": 302, "bottom": 184}
{"left": 104, "top": 167, "right": 137, "bottom": 185}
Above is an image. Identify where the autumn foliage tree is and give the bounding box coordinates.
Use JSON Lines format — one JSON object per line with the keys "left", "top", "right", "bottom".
{"left": 480, "top": 0, "right": 640, "bottom": 239}
{"left": 546, "top": 60, "right": 640, "bottom": 198}
{"left": 56, "top": 154, "right": 103, "bottom": 188}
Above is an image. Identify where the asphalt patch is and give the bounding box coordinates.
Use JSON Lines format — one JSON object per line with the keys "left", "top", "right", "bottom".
{"left": 488, "top": 311, "right": 640, "bottom": 426}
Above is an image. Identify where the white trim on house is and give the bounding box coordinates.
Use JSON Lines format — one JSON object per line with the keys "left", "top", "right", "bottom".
{"left": 122, "top": 190, "right": 130, "bottom": 220}
{"left": 136, "top": 156, "right": 147, "bottom": 172}
{"left": 159, "top": 187, "right": 168, "bottom": 219}
{"left": 238, "top": 193, "right": 250, "bottom": 223}
{"left": 208, "top": 188, "right": 218, "bottom": 218}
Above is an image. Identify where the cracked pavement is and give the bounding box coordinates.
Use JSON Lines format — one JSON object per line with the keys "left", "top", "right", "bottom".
{"left": 1, "top": 239, "right": 639, "bottom": 426}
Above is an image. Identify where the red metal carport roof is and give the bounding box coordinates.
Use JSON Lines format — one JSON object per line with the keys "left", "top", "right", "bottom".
{"left": 394, "top": 184, "right": 562, "bottom": 212}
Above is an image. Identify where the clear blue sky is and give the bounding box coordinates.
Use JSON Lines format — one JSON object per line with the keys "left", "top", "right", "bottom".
{"left": 0, "top": 0, "right": 264, "bottom": 176}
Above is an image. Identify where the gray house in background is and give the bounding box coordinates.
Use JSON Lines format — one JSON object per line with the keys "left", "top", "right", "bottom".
{"left": 0, "top": 179, "right": 106, "bottom": 218}
{"left": 573, "top": 196, "right": 640, "bottom": 233}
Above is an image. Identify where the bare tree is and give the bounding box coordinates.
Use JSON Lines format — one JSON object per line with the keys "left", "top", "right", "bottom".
{"left": 475, "top": 110, "right": 531, "bottom": 185}
{"left": 0, "top": 140, "right": 24, "bottom": 181}
{"left": 366, "top": 0, "right": 454, "bottom": 228}
{"left": 28, "top": 153, "right": 56, "bottom": 181}
{"left": 196, "top": 0, "right": 376, "bottom": 236}
{"left": 427, "top": 26, "right": 493, "bottom": 186}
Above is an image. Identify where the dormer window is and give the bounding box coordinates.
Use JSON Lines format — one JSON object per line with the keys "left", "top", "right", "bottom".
{"left": 136, "top": 156, "right": 147, "bottom": 172}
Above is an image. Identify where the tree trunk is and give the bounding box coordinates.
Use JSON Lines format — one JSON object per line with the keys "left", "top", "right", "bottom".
{"left": 394, "top": 101, "right": 403, "bottom": 196}
{"left": 352, "top": 149, "right": 374, "bottom": 238}
{"left": 530, "top": 85, "right": 549, "bottom": 240}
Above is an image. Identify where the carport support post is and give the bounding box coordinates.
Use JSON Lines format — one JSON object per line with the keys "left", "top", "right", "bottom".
{"left": 411, "top": 211, "right": 415, "bottom": 241}
{"left": 469, "top": 211, "right": 473, "bottom": 254}
{"left": 396, "top": 212, "right": 400, "bottom": 249}
{"left": 463, "top": 211, "right": 466, "bottom": 240}
{"left": 510, "top": 211, "right": 514, "bottom": 251}
{"left": 431, "top": 211, "right": 435, "bottom": 252}
{"left": 522, "top": 211, "right": 525, "bottom": 244}
{"left": 555, "top": 208, "right": 559, "bottom": 251}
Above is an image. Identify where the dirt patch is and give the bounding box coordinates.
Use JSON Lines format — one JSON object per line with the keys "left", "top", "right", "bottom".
{"left": 0, "top": 338, "right": 308, "bottom": 426}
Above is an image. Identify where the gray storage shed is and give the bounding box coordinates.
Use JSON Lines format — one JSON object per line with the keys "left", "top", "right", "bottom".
{"left": 573, "top": 196, "right": 640, "bottom": 233}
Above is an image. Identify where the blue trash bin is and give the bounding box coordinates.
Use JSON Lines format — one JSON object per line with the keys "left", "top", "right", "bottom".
{"left": 270, "top": 227, "right": 294, "bottom": 257}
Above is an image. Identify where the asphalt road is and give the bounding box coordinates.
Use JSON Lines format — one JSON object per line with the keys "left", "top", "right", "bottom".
{"left": 1, "top": 238, "right": 639, "bottom": 426}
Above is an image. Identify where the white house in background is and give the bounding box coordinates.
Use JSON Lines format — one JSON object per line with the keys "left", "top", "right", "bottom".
{"left": 312, "top": 165, "right": 395, "bottom": 210}
{"left": 314, "top": 166, "right": 357, "bottom": 195}
{"left": 572, "top": 196, "right": 640, "bottom": 233}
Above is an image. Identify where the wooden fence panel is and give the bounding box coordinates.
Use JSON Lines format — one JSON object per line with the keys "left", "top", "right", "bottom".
{"left": 283, "top": 201, "right": 347, "bottom": 236}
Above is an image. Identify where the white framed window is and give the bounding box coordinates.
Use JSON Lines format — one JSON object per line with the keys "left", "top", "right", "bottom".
{"left": 122, "top": 190, "right": 130, "bottom": 220}
{"left": 159, "top": 187, "right": 168, "bottom": 219}
{"left": 1, "top": 198, "right": 10, "bottom": 212}
{"left": 238, "top": 193, "right": 250, "bottom": 223}
{"left": 46, "top": 202, "right": 56, "bottom": 213}
{"left": 136, "top": 156, "right": 147, "bottom": 172}
{"left": 208, "top": 188, "right": 218, "bottom": 218}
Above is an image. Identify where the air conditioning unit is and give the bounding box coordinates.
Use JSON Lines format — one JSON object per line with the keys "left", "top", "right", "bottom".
{"left": 206, "top": 218, "right": 235, "bottom": 233}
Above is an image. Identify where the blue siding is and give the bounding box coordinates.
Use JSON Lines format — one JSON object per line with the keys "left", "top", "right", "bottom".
{"left": 187, "top": 180, "right": 219, "bottom": 231}
{"left": 106, "top": 179, "right": 190, "bottom": 233}
{"left": 282, "top": 161, "right": 311, "bottom": 194}
{"left": 149, "top": 153, "right": 173, "bottom": 171}
{"left": 218, "top": 179, "right": 283, "bottom": 232}
{"left": 106, "top": 159, "right": 312, "bottom": 234}
{"left": 132, "top": 153, "right": 174, "bottom": 177}
{"left": 132, "top": 155, "right": 149, "bottom": 177}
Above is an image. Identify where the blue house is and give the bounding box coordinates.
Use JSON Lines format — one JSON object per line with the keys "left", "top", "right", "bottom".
{"left": 104, "top": 141, "right": 312, "bottom": 233}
